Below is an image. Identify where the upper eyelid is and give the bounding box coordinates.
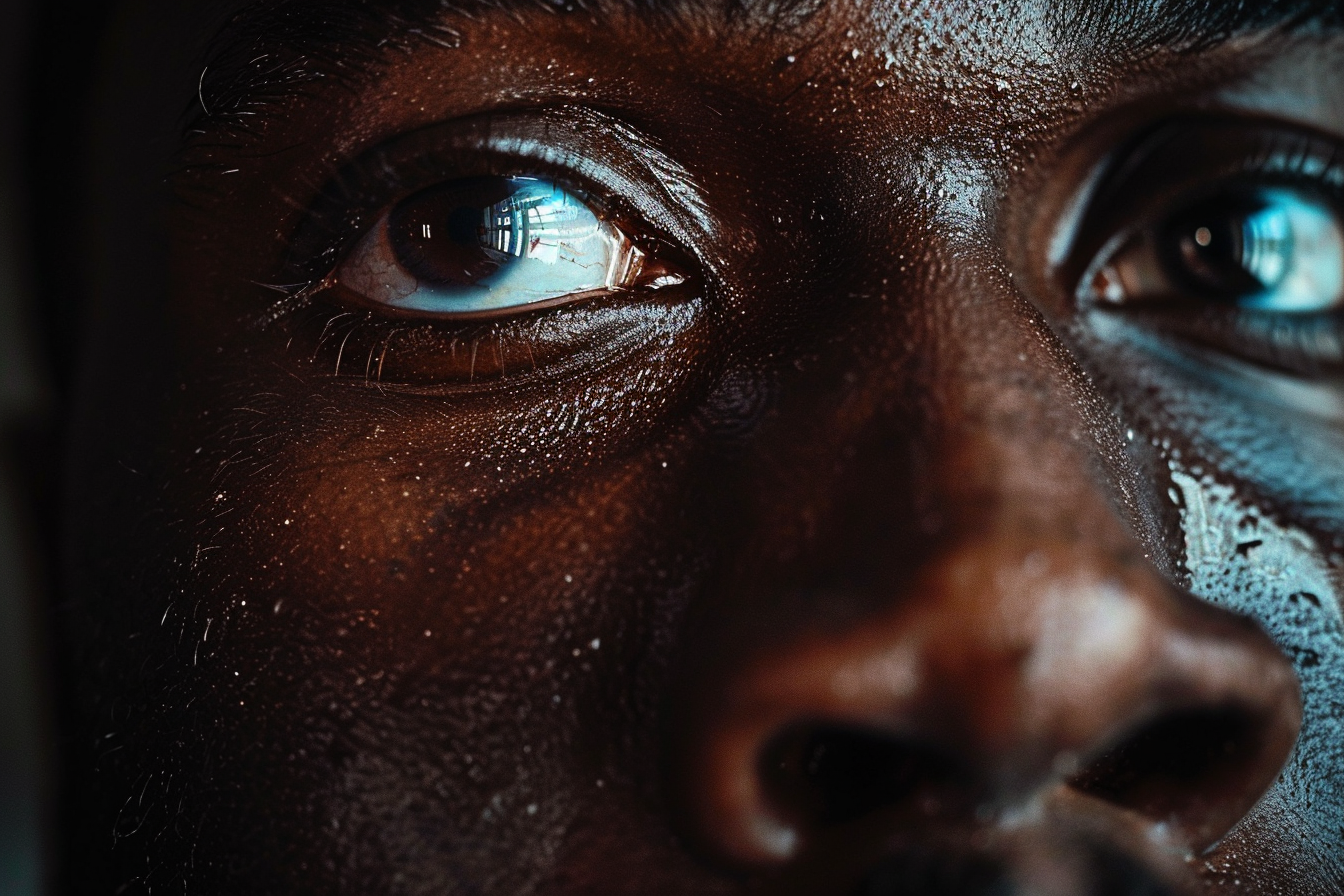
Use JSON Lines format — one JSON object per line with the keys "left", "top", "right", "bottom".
{"left": 1052, "top": 117, "right": 1344, "bottom": 286}
{"left": 288, "top": 106, "right": 719, "bottom": 282}
{"left": 479, "top": 108, "right": 720, "bottom": 249}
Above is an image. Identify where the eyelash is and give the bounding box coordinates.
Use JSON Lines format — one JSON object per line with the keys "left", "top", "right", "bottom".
{"left": 263, "top": 113, "right": 1344, "bottom": 388}
{"left": 291, "top": 308, "right": 548, "bottom": 384}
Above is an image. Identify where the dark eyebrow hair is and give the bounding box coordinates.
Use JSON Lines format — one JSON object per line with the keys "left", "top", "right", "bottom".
{"left": 1051, "top": 0, "right": 1343, "bottom": 52}
{"left": 194, "top": 0, "right": 1341, "bottom": 133}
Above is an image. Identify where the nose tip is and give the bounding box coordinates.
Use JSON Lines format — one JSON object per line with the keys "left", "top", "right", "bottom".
{"left": 669, "top": 539, "right": 1302, "bottom": 870}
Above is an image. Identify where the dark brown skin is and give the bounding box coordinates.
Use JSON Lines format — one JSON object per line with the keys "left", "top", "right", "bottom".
{"left": 57, "top": 0, "right": 1344, "bottom": 894}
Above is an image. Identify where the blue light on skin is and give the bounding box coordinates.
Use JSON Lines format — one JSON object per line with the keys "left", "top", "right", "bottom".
{"left": 339, "top": 177, "right": 645, "bottom": 316}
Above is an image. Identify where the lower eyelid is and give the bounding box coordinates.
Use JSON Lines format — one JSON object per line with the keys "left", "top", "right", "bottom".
{"left": 1109, "top": 305, "right": 1344, "bottom": 377}
{"left": 283, "top": 287, "right": 704, "bottom": 389}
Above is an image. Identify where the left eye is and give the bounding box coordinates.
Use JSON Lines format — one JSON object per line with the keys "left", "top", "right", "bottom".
{"left": 335, "top": 175, "right": 666, "bottom": 317}
{"left": 1080, "top": 186, "right": 1344, "bottom": 314}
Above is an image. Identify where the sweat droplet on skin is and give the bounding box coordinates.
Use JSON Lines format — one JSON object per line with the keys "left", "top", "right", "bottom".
{"left": 1172, "top": 467, "right": 1344, "bottom": 860}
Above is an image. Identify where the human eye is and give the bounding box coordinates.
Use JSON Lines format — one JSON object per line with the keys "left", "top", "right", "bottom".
{"left": 1063, "top": 119, "right": 1344, "bottom": 376}
{"left": 263, "top": 110, "right": 703, "bottom": 387}
{"left": 335, "top": 175, "right": 671, "bottom": 318}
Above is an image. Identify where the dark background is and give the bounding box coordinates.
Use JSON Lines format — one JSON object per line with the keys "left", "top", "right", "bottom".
{"left": 1, "top": 0, "right": 92, "bottom": 889}
{"left": 1, "top": 0, "right": 47, "bottom": 882}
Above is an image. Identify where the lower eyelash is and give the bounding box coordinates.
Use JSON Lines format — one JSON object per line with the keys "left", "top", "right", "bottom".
{"left": 1131, "top": 307, "right": 1344, "bottom": 377}
{"left": 268, "top": 284, "right": 686, "bottom": 389}
{"left": 1221, "top": 311, "right": 1343, "bottom": 375}
{"left": 298, "top": 307, "right": 535, "bottom": 384}
{"left": 253, "top": 278, "right": 327, "bottom": 329}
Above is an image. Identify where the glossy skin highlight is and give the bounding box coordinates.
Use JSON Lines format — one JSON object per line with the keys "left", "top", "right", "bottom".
{"left": 54, "top": 1, "right": 1343, "bottom": 894}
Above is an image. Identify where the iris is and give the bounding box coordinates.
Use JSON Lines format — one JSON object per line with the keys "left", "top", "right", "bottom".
{"left": 1160, "top": 188, "right": 1344, "bottom": 312}
{"left": 1084, "top": 186, "right": 1344, "bottom": 314}
{"left": 337, "top": 176, "right": 646, "bottom": 316}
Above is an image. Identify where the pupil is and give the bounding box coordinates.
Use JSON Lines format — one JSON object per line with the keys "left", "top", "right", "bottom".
{"left": 388, "top": 177, "right": 524, "bottom": 287}
{"left": 1162, "top": 194, "right": 1293, "bottom": 299}
{"left": 444, "top": 205, "right": 481, "bottom": 245}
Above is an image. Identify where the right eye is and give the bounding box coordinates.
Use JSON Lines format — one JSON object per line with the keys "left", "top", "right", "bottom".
{"left": 1081, "top": 186, "right": 1344, "bottom": 314}
{"left": 1059, "top": 120, "right": 1344, "bottom": 375}
{"left": 335, "top": 175, "right": 676, "bottom": 318}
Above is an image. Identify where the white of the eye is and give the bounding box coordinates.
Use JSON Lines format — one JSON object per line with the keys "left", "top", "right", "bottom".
{"left": 1240, "top": 189, "right": 1344, "bottom": 313}
{"left": 341, "top": 216, "right": 420, "bottom": 305}
{"left": 337, "top": 181, "right": 645, "bottom": 315}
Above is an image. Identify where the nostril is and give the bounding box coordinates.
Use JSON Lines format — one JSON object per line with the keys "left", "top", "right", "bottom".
{"left": 1066, "top": 705, "right": 1267, "bottom": 843}
{"left": 1089, "top": 846, "right": 1176, "bottom": 896}
{"left": 850, "top": 848, "right": 1009, "bottom": 896}
{"left": 761, "top": 723, "right": 969, "bottom": 828}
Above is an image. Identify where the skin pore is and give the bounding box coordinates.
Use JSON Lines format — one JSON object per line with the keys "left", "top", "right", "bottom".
{"left": 55, "top": 0, "right": 1343, "bottom": 894}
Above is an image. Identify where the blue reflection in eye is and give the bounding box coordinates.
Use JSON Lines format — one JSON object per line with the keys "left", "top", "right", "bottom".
{"left": 1164, "top": 188, "right": 1344, "bottom": 312}
{"left": 338, "top": 176, "right": 648, "bottom": 315}
{"left": 1084, "top": 187, "right": 1344, "bottom": 314}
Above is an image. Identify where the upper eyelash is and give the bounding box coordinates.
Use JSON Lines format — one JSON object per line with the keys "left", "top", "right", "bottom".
{"left": 1242, "top": 130, "right": 1344, "bottom": 186}
{"left": 1069, "top": 119, "right": 1344, "bottom": 274}
{"left": 258, "top": 170, "right": 615, "bottom": 332}
{"left": 245, "top": 112, "right": 711, "bottom": 388}
{"left": 264, "top": 136, "right": 690, "bottom": 334}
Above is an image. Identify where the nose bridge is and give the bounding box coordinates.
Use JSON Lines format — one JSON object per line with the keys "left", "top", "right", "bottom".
{"left": 764, "top": 256, "right": 1146, "bottom": 585}
{"left": 921, "top": 274, "right": 1134, "bottom": 541}
{"left": 699, "top": 249, "right": 1171, "bottom": 699}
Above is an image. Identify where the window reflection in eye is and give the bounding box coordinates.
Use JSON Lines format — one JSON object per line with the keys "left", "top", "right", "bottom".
{"left": 1082, "top": 186, "right": 1344, "bottom": 314}
{"left": 336, "top": 175, "right": 673, "bottom": 317}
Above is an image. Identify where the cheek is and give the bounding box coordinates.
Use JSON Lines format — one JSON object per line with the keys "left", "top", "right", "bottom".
{"left": 163, "top": 386, "right": 714, "bottom": 754}
{"left": 1062, "top": 317, "right": 1344, "bottom": 871}
{"left": 136, "top": 407, "right": 715, "bottom": 887}
{"left": 1172, "top": 469, "right": 1344, "bottom": 876}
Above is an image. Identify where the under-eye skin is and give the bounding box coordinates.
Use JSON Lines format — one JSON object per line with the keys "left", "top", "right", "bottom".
{"left": 1067, "top": 118, "right": 1344, "bottom": 375}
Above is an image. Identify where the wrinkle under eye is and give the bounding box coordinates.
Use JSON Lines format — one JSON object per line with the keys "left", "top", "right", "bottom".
{"left": 337, "top": 175, "right": 650, "bottom": 317}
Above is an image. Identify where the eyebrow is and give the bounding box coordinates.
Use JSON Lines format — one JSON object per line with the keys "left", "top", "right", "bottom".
{"left": 194, "top": 0, "right": 1341, "bottom": 132}
{"left": 1050, "top": 0, "right": 1343, "bottom": 53}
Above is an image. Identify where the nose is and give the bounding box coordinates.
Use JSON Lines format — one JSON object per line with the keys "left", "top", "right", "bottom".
{"left": 666, "top": 315, "right": 1302, "bottom": 887}
{"left": 669, "top": 533, "right": 1300, "bottom": 871}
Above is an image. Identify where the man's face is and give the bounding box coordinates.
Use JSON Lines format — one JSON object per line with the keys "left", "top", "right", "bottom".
{"left": 63, "top": 0, "right": 1344, "bottom": 893}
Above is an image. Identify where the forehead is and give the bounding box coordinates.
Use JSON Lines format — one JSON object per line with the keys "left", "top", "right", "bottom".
{"left": 121, "top": 0, "right": 1324, "bottom": 195}
{"left": 166, "top": 0, "right": 1336, "bottom": 91}
{"left": 189, "top": 0, "right": 1335, "bottom": 39}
